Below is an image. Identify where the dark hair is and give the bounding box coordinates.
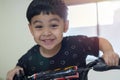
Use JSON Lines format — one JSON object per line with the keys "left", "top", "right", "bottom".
{"left": 26, "top": 0, "right": 68, "bottom": 23}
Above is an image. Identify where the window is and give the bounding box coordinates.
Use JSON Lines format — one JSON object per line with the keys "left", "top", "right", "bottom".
{"left": 68, "top": 3, "right": 97, "bottom": 28}
{"left": 65, "top": 1, "right": 120, "bottom": 57}
{"left": 65, "top": 3, "right": 98, "bottom": 36}
{"left": 98, "top": 1, "right": 120, "bottom": 25}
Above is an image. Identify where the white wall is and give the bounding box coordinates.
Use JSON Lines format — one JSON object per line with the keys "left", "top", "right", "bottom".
{"left": 0, "top": 0, "right": 34, "bottom": 79}
{"left": 0, "top": 0, "right": 120, "bottom": 80}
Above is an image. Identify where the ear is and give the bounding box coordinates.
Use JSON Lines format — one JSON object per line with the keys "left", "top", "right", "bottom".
{"left": 28, "top": 23, "right": 34, "bottom": 36}
{"left": 63, "top": 20, "right": 69, "bottom": 33}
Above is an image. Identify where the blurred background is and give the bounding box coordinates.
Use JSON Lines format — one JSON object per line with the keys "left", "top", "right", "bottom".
{"left": 0, "top": 0, "right": 120, "bottom": 80}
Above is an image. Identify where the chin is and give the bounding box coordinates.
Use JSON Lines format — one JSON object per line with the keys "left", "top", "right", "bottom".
{"left": 42, "top": 45, "right": 55, "bottom": 50}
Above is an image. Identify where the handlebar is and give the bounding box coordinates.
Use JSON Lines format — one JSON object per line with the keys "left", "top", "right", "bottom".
{"left": 13, "top": 58, "right": 120, "bottom": 80}
{"left": 93, "top": 58, "right": 120, "bottom": 71}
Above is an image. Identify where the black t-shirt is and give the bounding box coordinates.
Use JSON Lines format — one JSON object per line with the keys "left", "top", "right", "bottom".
{"left": 16, "top": 35, "right": 99, "bottom": 80}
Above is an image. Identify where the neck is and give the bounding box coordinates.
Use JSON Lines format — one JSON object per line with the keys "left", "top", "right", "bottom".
{"left": 39, "top": 44, "right": 61, "bottom": 58}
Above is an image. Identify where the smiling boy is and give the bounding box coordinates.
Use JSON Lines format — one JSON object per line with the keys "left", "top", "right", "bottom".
{"left": 29, "top": 13, "right": 68, "bottom": 58}
{"left": 7, "top": 0, "right": 119, "bottom": 80}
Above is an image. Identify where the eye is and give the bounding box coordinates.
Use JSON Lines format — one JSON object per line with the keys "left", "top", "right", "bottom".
{"left": 35, "top": 25, "right": 43, "bottom": 28}
{"left": 51, "top": 24, "right": 59, "bottom": 28}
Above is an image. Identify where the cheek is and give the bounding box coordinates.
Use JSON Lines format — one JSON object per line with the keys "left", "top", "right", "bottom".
{"left": 53, "top": 30, "right": 63, "bottom": 39}
{"left": 32, "top": 31, "right": 41, "bottom": 39}
{"left": 32, "top": 32, "right": 42, "bottom": 43}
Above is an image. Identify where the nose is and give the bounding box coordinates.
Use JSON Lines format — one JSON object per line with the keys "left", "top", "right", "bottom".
{"left": 42, "top": 27, "right": 52, "bottom": 36}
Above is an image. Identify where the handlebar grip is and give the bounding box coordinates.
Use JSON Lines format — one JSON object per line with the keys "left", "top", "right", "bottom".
{"left": 13, "top": 74, "right": 19, "bottom": 80}
{"left": 13, "top": 70, "right": 27, "bottom": 80}
{"left": 93, "top": 58, "right": 120, "bottom": 71}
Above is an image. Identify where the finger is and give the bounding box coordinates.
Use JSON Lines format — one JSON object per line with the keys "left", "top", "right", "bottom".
{"left": 102, "top": 55, "right": 111, "bottom": 66}
{"left": 111, "top": 53, "right": 119, "bottom": 66}
{"left": 16, "top": 68, "right": 24, "bottom": 75}
{"left": 103, "top": 54, "right": 114, "bottom": 66}
{"left": 7, "top": 66, "right": 23, "bottom": 80}
{"left": 114, "top": 54, "right": 119, "bottom": 66}
{"left": 109, "top": 54, "right": 116, "bottom": 66}
{"left": 7, "top": 69, "right": 16, "bottom": 80}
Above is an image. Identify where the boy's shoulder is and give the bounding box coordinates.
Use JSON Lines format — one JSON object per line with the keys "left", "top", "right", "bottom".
{"left": 62, "top": 35, "right": 98, "bottom": 46}
{"left": 63, "top": 35, "right": 88, "bottom": 41}
{"left": 27, "top": 44, "right": 39, "bottom": 54}
{"left": 21, "top": 44, "right": 39, "bottom": 58}
{"left": 63, "top": 35, "right": 98, "bottom": 40}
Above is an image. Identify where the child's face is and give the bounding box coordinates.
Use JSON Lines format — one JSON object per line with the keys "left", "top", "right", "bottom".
{"left": 29, "top": 13, "right": 68, "bottom": 50}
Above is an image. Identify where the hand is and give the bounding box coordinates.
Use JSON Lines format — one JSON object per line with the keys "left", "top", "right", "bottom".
{"left": 6, "top": 66, "right": 23, "bottom": 80}
{"left": 102, "top": 51, "right": 119, "bottom": 66}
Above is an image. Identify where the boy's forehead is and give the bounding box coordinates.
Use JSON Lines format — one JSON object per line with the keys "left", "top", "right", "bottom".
{"left": 32, "top": 18, "right": 60, "bottom": 24}
{"left": 31, "top": 13, "right": 63, "bottom": 24}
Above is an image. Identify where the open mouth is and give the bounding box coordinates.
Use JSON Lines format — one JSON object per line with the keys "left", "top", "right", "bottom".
{"left": 42, "top": 39, "right": 55, "bottom": 45}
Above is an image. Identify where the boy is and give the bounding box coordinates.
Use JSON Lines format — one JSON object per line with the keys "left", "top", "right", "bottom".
{"left": 7, "top": 0, "right": 119, "bottom": 80}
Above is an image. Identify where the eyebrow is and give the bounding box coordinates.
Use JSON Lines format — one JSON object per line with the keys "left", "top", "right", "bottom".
{"left": 49, "top": 18, "right": 60, "bottom": 22}
{"left": 33, "top": 18, "right": 60, "bottom": 24}
{"left": 33, "top": 20, "right": 42, "bottom": 24}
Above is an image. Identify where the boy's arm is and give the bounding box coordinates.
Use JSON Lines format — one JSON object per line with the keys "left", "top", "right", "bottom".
{"left": 6, "top": 66, "right": 23, "bottom": 80}
{"left": 99, "top": 37, "right": 119, "bottom": 66}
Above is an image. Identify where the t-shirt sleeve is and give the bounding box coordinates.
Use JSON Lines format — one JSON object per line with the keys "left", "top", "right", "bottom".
{"left": 79, "top": 36, "right": 99, "bottom": 57}
{"left": 16, "top": 53, "right": 28, "bottom": 69}
{"left": 16, "top": 53, "right": 30, "bottom": 76}
{"left": 67, "top": 35, "right": 99, "bottom": 57}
